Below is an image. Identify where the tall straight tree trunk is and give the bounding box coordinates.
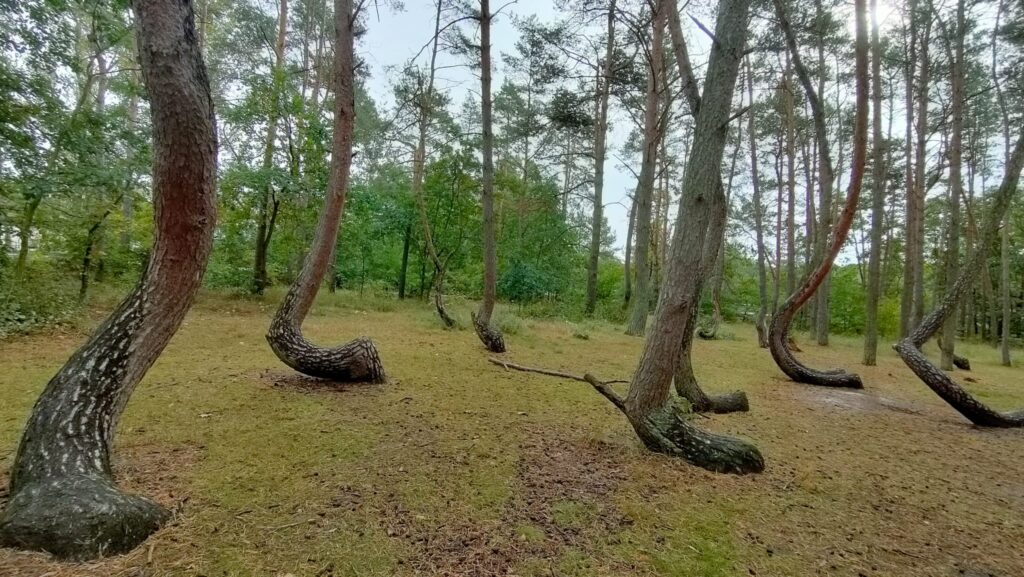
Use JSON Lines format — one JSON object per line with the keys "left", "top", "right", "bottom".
{"left": 0, "top": 0, "right": 217, "bottom": 559}
{"left": 768, "top": 0, "right": 868, "bottom": 388}
{"left": 863, "top": 0, "right": 886, "bottom": 365}
{"left": 398, "top": 221, "right": 412, "bottom": 299}
{"left": 812, "top": 0, "right": 832, "bottom": 345}
{"left": 586, "top": 0, "right": 762, "bottom": 473}
{"left": 586, "top": 0, "right": 617, "bottom": 316}
{"left": 625, "top": 1, "right": 667, "bottom": 336}
{"left": 896, "top": 135, "right": 1024, "bottom": 426}
{"left": 266, "top": 0, "right": 385, "bottom": 382}
{"left": 938, "top": 0, "right": 965, "bottom": 371}
{"left": 624, "top": 195, "right": 636, "bottom": 305}
{"left": 1001, "top": 215, "right": 1012, "bottom": 365}
{"left": 784, "top": 54, "right": 797, "bottom": 300}
{"left": 899, "top": 0, "right": 918, "bottom": 337}
{"left": 993, "top": 0, "right": 1013, "bottom": 366}
{"left": 911, "top": 14, "right": 932, "bottom": 328}
{"left": 473, "top": 0, "right": 506, "bottom": 352}
{"left": 747, "top": 58, "right": 770, "bottom": 347}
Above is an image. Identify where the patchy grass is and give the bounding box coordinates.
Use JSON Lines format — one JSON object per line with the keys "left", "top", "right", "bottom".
{"left": 1, "top": 291, "right": 1023, "bottom": 576}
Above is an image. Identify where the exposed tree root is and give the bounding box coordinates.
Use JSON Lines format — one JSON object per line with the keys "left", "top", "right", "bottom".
{"left": 583, "top": 375, "right": 764, "bottom": 474}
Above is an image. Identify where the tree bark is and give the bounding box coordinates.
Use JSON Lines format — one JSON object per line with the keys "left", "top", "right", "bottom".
{"left": 0, "top": 0, "right": 217, "bottom": 559}
{"left": 899, "top": 0, "right": 918, "bottom": 338}
{"left": 768, "top": 0, "right": 869, "bottom": 388}
{"left": 585, "top": 0, "right": 616, "bottom": 317}
{"left": 863, "top": 0, "right": 885, "bottom": 366}
{"left": 938, "top": 1, "right": 965, "bottom": 371}
{"left": 266, "top": 0, "right": 385, "bottom": 383}
{"left": 471, "top": 0, "right": 506, "bottom": 352}
{"left": 589, "top": 0, "right": 763, "bottom": 474}
{"left": 625, "top": 1, "right": 667, "bottom": 337}
{"left": 747, "top": 58, "right": 769, "bottom": 348}
{"left": 895, "top": 135, "right": 1024, "bottom": 427}
{"left": 666, "top": 0, "right": 749, "bottom": 412}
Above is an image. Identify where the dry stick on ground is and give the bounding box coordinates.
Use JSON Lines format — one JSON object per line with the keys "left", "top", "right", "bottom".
{"left": 767, "top": 0, "right": 869, "bottom": 389}
{"left": 895, "top": 134, "right": 1024, "bottom": 427}
{"left": 0, "top": 0, "right": 217, "bottom": 559}
{"left": 487, "top": 358, "right": 630, "bottom": 385}
{"left": 665, "top": 0, "right": 749, "bottom": 414}
{"left": 266, "top": 0, "right": 385, "bottom": 383}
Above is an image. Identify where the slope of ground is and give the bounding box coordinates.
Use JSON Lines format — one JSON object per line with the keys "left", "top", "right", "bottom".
{"left": 1, "top": 291, "right": 1022, "bottom": 576}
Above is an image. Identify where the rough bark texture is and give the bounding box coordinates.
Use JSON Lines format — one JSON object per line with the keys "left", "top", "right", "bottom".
{"left": 0, "top": 0, "right": 217, "bottom": 559}
{"left": 666, "top": 0, "right": 749, "bottom": 412}
{"left": 589, "top": 0, "right": 762, "bottom": 475}
{"left": 895, "top": 135, "right": 1024, "bottom": 427}
{"left": 899, "top": 0, "right": 919, "bottom": 338}
{"left": 769, "top": 0, "right": 869, "bottom": 389}
{"left": 585, "top": 0, "right": 616, "bottom": 317}
{"left": 473, "top": 0, "right": 506, "bottom": 353}
{"left": 625, "top": 1, "right": 667, "bottom": 337}
{"left": 863, "top": 0, "right": 885, "bottom": 366}
{"left": 266, "top": 0, "right": 386, "bottom": 383}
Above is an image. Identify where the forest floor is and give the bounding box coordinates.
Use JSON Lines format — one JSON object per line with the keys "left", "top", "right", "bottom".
{"left": 1, "top": 290, "right": 1023, "bottom": 577}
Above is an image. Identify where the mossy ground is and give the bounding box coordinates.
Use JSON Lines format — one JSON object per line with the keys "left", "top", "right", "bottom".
{"left": 1, "top": 290, "right": 1022, "bottom": 576}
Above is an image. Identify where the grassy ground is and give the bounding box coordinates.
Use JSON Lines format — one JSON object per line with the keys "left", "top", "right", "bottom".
{"left": 1, "top": 290, "right": 1023, "bottom": 577}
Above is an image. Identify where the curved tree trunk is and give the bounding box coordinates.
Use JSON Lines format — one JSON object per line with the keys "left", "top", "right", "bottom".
{"left": 473, "top": 0, "right": 506, "bottom": 353}
{"left": 895, "top": 135, "right": 1024, "bottom": 427}
{"left": 413, "top": 0, "right": 455, "bottom": 329}
{"left": 0, "top": 0, "right": 217, "bottom": 559}
{"left": 625, "top": 2, "right": 666, "bottom": 337}
{"left": 589, "top": 0, "right": 762, "bottom": 474}
{"left": 767, "top": 0, "right": 869, "bottom": 389}
{"left": 665, "top": 0, "right": 749, "bottom": 413}
{"left": 266, "top": 0, "right": 385, "bottom": 383}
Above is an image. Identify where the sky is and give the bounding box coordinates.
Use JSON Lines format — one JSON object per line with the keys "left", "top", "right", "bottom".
{"left": 360, "top": 0, "right": 638, "bottom": 255}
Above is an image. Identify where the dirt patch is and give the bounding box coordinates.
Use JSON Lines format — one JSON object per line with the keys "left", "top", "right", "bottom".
{"left": 378, "top": 432, "right": 631, "bottom": 576}
{"left": 792, "top": 386, "right": 928, "bottom": 416}
{"left": 0, "top": 443, "right": 203, "bottom": 577}
{"left": 255, "top": 368, "right": 384, "bottom": 394}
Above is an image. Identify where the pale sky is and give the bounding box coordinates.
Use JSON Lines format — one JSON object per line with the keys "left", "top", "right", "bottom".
{"left": 361, "top": 0, "right": 637, "bottom": 255}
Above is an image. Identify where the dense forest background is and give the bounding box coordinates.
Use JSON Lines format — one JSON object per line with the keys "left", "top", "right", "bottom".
{"left": 1, "top": 0, "right": 1022, "bottom": 351}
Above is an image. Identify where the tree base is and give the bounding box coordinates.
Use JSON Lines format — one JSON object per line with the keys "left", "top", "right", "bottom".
{"left": 769, "top": 325, "right": 862, "bottom": 389}
{"left": 702, "top": 391, "right": 750, "bottom": 413}
{"left": 953, "top": 354, "right": 971, "bottom": 371}
{"left": 895, "top": 339, "right": 1023, "bottom": 427}
{"left": 0, "top": 475, "right": 169, "bottom": 560}
{"left": 472, "top": 314, "right": 506, "bottom": 353}
{"left": 267, "top": 328, "right": 386, "bottom": 383}
{"left": 631, "top": 401, "right": 764, "bottom": 474}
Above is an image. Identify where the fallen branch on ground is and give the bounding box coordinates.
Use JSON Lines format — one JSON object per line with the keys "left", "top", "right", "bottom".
{"left": 487, "top": 357, "right": 629, "bottom": 384}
